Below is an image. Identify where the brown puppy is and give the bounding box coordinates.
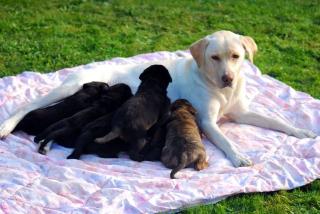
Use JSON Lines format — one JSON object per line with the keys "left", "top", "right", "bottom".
{"left": 161, "top": 99, "right": 208, "bottom": 179}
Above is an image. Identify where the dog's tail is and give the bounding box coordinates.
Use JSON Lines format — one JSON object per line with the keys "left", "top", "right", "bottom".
{"left": 95, "top": 128, "right": 120, "bottom": 144}
{"left": 170, "top": 152, "right": 188, "bottom": 179}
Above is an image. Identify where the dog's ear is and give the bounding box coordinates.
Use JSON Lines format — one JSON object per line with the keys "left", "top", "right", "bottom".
{"left": 100, "top": 83, "right": 110, "bottom": 93}
{"left": 139, "top": 65, "right": 155, "bottom": 81}
{"left": 190, "top": 38, "right": 209, "bottom": 68}
{"left": 82, "top": 82, "right": 97, "bottom": 90}
{"left": 161, "top": 67, "right": 172, "bottom": 83}
{"left": 241, "top": 36, "right": 257, "bottom": 63}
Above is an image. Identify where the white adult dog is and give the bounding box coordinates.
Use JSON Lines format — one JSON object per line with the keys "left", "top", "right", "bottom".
{"left": 0, "top": 30, "right": 316, "bottom": 167}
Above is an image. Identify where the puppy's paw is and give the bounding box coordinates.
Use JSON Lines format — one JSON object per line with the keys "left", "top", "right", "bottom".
{"left": 129, "top": 153, "right": 144, "bottom": 162}
{"left": 229, "top": 153, "right": 252, "bottom": 167}
{"left": 67, "top": 153, "right": 80, "bottom": 159}
{"left": 0, "top": 118, "right": 17, "bottom": 138}
{"left": 38, "top": 147, "right": 47, "bottom": 155}
{"left": 291, "top": 128, "right": 317, "bottom": 139}
{"left": 195, "top": 161, "right": 209, "bottom": 171}
{"left": 37, "top": 140, "right": 52, "bottom": 155}
{"left": 34, "top": 136, "right": 43, "bottom": 143}
{"left": 94, "top": 137, "right": 105, "bottom": 144}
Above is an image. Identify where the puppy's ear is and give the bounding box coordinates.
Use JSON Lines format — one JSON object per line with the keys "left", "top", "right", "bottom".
{"left": 186, "top": 105, "right": 197, "bottom": 116}
{"left": 82, "top": 82, "right": 97, "bottom": 90}
{"left": 100, "top": 84, "right": 110, "bottom": 93}
{"left": 190, "top": 38, "right": 209, "bottom": 68}
{"left": 162, "top": 68, "right": 172, "bottom": 83}
{"left": 139, "top": 65, "right": 154, "bottom": 81}
{"left": 241, "top": 36, "right": 258, "bottom": 63}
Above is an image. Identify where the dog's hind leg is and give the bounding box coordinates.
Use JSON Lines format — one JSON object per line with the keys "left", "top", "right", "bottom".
{"left": 95, "top": 129, "right": 120, "bottom": 144}
{"left": 37, "top": 128, "right": 76, "bottom": 154}
{"left": 128, "top": 137, "right": 148, "bottom": 162}
{"left": 67, "top": 132, "right": 93, "bottom": 159}
{"left": 34, "top": 121, "right": 67, "bottom": 143}
{"left": 170, "top": 153, "right": 187, "bottom": 179}
{"left": 37, "top": 139, "right": 54, "bottom": 155}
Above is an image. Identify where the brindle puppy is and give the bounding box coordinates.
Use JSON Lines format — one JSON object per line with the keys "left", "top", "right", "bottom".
{"left": 161, "top": 99, "right": 208, "bottom": 179}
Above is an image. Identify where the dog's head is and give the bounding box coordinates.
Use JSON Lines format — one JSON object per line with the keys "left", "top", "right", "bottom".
{"left": 170, "top": 99, "right": 197, "bottom": 116}
{"left": 102, "top": 83, "right": 133, "bottom": 103}
{"left": 106, "top": 83, "right": 132, "bottom": 97}
{"left": 82, "top": 81, "right": 110, "bottom": 93}
{"left": 139, "top": 64, "right": 172, "bottom": 88}
{"left": 190, "top": 30, "right": 257, "bottom": 88}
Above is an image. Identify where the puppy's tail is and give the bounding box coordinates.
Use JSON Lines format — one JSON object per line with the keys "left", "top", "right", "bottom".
{"left": 95, "top": 128, "right": 120, "bottom": 144}
{"left": 170, "top": 153, "right": 188, "bottom": 179}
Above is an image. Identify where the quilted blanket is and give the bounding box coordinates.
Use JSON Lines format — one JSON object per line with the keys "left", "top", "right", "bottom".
{"left": 0, "top": 51, "right": 319, "bottom": 213}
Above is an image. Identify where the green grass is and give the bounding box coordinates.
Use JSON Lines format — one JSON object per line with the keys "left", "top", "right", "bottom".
{"left": 0, "top": 0, "right": 319, "bottom": 213}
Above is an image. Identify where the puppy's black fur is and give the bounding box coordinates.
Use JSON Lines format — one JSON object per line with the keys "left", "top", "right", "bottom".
{"left": 95, "top": 65, "right": 172, "bottom": 161}
{"left": 36, "top": 83, "right": 132, "bottom": 154}
{"left": 67, "top": 112, "right": 129, "bottom": 159}
{"left": 139, "top": 123, "right": 167, "bottom": 161}
{"left": 14, "top": 82, "right": 109, "bottom": 135}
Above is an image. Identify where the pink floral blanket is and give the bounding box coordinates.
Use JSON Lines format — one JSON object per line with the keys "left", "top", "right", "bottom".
{"left": 0, "top": 51, "right": 319, "bottom": 213}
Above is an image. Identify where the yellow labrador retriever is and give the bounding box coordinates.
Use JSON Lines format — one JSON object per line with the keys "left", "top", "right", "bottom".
{"left": 0, "top": 30, "right": 316, "bottom": 167}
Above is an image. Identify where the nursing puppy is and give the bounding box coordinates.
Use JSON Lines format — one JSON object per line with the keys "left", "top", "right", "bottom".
{"left": 36, "top": 83, "right": 132, "bottom": 154}
{"left": 138, "top": 120, "right": 167, "bottom": 161}
{"left": 67, "top": 112, "right": 129, "bottom": 159}
{"left": 95, "top": 65, "right": 172, "bottom": 161}
{"left": 161, "top": 99, "right": 208, "bottom": 179}
{"left": 14, "top": 82, "right": 109, "bottom": 135}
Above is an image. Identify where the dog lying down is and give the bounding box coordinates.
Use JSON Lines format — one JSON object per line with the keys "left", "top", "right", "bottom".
{"left": 14, "top": 81, "right": 110, "bottom": 135}
{"left": 161, "top": 99, "right": 209, "bottom": 179}
{"left": 36, "top": 83, "right": 133, "bottom": 155}
{"left": 95, "top": 64, "right": 172, "bottom": 161}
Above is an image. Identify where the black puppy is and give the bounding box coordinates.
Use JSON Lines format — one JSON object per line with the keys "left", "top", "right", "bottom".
{"left": 67, "top": 112, "right": 129, "bottom": 159}
{"left": 95, "top": 65, "right": 172, "bottom": 161}
{"left": 14, "top": 82, "right": 109, "bottom": 135}
{"left": 67, "top": 111, "right": 166, "bottom": 160}
{"left": 36, "top": 83, "right": 132, "bottom": 154}
{"left": 139, "top": 123, "right": 167, "bottom": 161}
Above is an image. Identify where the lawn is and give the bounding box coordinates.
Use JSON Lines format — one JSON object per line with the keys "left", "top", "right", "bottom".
{"left": 0, "top": 0, "right": 319, "bottom": 213}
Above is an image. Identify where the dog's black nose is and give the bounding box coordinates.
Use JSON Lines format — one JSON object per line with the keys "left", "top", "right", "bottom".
{"left": 222, "top": 74, "right": 233, "bottom": 87}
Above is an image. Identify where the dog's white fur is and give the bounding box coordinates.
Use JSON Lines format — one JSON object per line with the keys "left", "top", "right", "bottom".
{"left": 0, "top": 30, "right": 316, "bottom": 167}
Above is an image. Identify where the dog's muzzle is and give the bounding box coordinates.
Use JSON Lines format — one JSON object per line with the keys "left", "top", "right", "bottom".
{"left": 222, "top": 74, "right": 233, "bottom": 87}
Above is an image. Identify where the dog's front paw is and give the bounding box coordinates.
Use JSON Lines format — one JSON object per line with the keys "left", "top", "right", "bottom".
{"left": 0, "top": 118, "right": 16, "bottom": 138}
{"left": 291, "top": 128, "right": 317, "bottom": 139}
{"left": 228, "top": 153, "right": 252, "bottom": 167}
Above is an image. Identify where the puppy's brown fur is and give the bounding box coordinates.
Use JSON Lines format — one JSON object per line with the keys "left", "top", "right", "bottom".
{"left": 161, "top": 99, "right": 208, "bottom": 179}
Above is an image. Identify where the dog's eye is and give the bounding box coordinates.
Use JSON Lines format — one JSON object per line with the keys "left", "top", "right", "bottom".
{"left": 211, "top": 55, "right": 220, "bottom": 61}
{"left": 232, "top": 54, "right": 239, "bottom": 59}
